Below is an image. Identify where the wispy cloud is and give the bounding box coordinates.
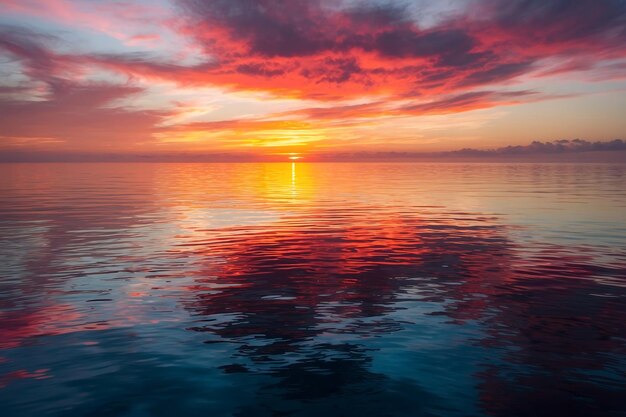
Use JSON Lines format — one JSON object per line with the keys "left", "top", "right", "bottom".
{"left": 0, "top": 0, "right": 625, "bottom": 154}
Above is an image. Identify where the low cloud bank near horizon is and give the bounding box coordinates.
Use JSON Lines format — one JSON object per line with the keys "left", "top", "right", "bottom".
{"left": 313, "top": 139, "right": 626, "bottom": 161}
{"left": 446, "top": 139, "right": 626, "bottom": 156}
{"left": 1, "top": 139, "right": 625, "bottom": 163}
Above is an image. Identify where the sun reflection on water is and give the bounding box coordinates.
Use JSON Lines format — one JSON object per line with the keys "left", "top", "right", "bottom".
{"left": 0, "top": 163, "right": 625, "bottom": 416}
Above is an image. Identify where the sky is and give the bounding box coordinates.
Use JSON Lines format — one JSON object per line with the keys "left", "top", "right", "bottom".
{"left": 0, "top": 0, "right": 625, "bottom": 160}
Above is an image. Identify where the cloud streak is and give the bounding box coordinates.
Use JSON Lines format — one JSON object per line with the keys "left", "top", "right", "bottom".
{"left": 161, "top": 0, "right": 626, "bottom": 98}
{"left": 0, "top": 0, "right": 625, "bottom": 154}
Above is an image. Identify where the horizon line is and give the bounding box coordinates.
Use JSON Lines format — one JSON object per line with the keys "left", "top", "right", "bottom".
{"left": 2, "top": 139, "right": 625, "bottom": 163}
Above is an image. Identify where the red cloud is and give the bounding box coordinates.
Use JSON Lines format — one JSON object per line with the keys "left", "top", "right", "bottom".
{"left": 4, "top": 0, "right": 626, "bottom": 100}
{"left": 1, "top": 0, "right": 625, "bottom": 153}
{"left": 143, "top": 0, "right": 626, "bottom": 99}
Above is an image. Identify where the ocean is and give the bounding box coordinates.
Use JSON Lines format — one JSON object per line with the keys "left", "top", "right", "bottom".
{"left": 1, "top": 162, "right": 625, "bottom": 416}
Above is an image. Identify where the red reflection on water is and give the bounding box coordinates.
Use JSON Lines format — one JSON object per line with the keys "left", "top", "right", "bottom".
{"left": 0, "top": 304, "right": 84, "bottom": 349}
{"left": 182, "top": 209, "right": 514, "bottom": 351}
{"left": 1, "top": 163, "right": 625, "bottom": 416}
{"left": 473, "top": 252, "right": 626, "bottom": 417}
{"left": 179, "top": 208, "right": 626, "bottom": 415}
{"left": 0, "top": 369, "right": 51, "bottom": 389}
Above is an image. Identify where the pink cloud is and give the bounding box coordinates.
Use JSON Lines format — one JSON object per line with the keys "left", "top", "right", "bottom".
{"left": 0, "top": 0, "right": 625, "bottom": 154}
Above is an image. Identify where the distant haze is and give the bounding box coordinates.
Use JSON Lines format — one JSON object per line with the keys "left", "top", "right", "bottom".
{"left": 2, "top": 139, "right": 625, "bottom": 163}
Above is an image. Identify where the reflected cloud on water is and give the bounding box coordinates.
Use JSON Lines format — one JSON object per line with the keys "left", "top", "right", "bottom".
{"left": 0, "top": 163, "right": 625, "bottom": 416}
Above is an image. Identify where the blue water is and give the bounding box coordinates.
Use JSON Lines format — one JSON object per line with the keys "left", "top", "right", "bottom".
{"left": 0, "top": 163, "right": 625, "bottom": 416}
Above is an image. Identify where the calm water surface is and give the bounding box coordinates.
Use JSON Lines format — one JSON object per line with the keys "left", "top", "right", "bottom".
{"left": 0, "top": 163, "right": 625, "bottom": 417}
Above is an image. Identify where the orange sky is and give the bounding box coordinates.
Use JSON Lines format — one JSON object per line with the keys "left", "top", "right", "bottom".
{"left": 0, "top": 0, "right": 625, "bottom": 159}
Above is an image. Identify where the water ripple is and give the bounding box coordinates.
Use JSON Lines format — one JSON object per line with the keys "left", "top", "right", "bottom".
{"left": 0, "top": 163, "right": 625, "bottom": 417}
